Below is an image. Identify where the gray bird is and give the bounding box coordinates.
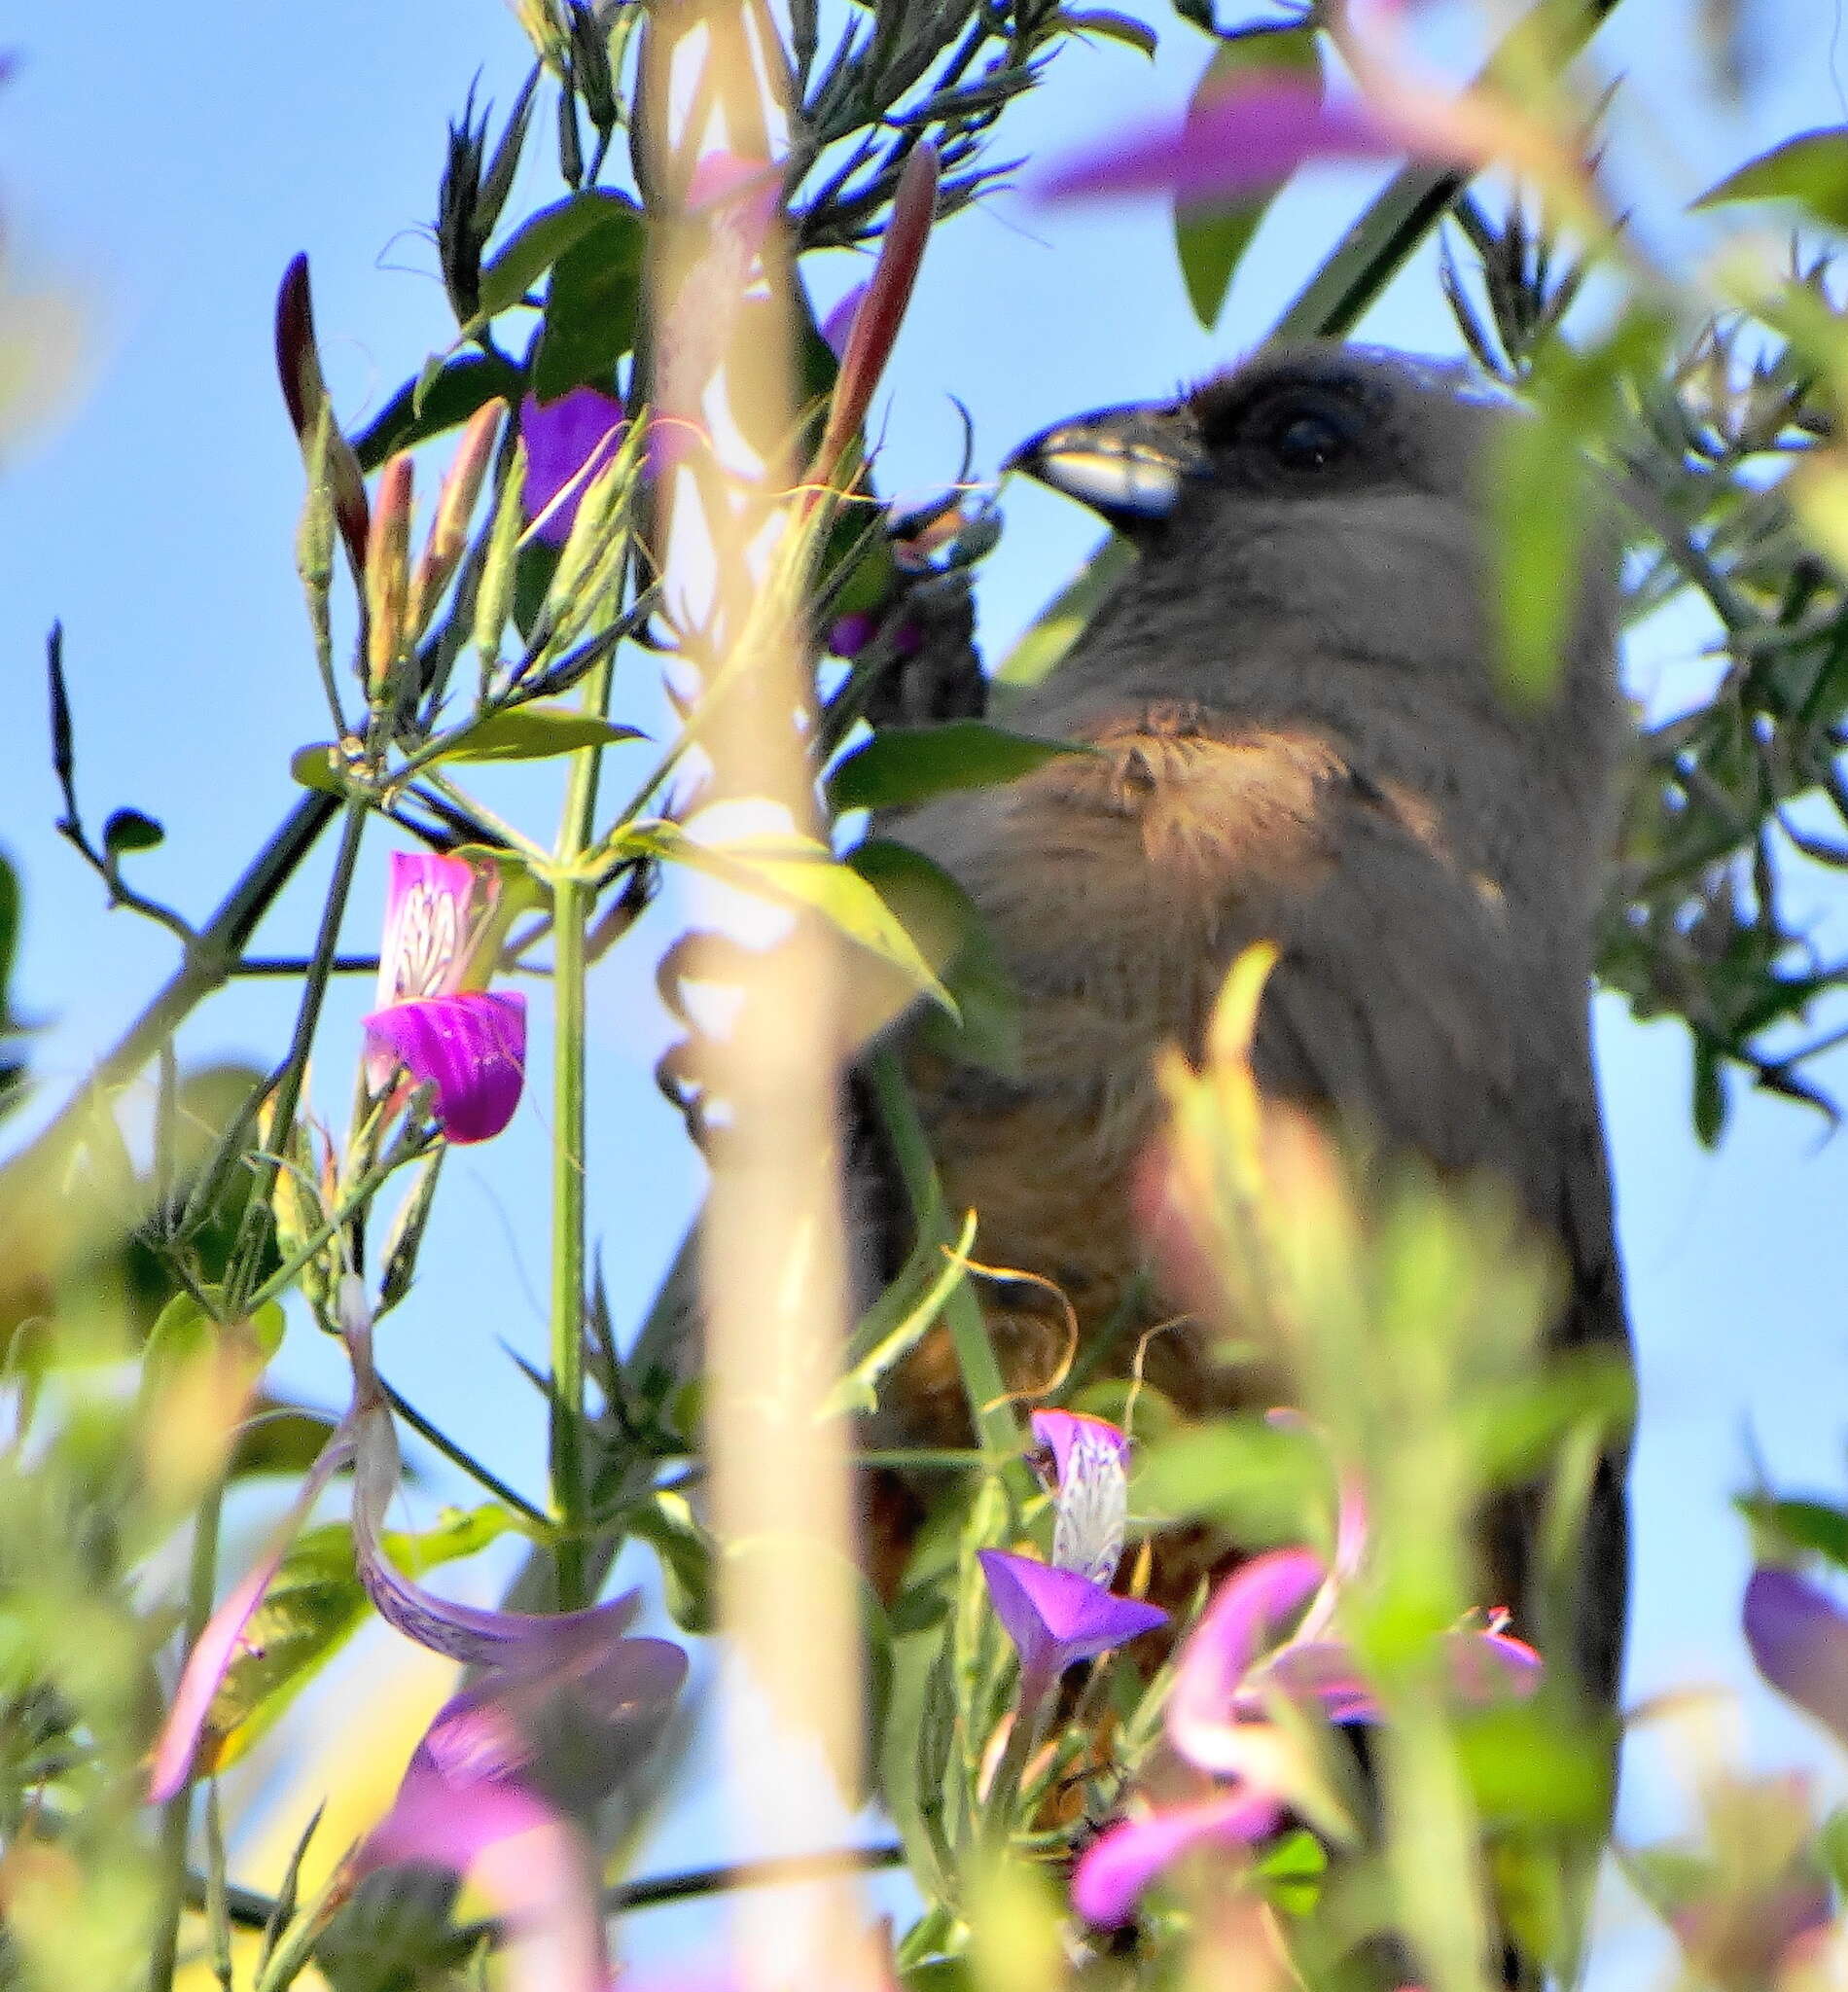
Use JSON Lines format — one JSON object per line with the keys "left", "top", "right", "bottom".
{"left": 861, "top": 341, "right": 1632, "bottom": 1964}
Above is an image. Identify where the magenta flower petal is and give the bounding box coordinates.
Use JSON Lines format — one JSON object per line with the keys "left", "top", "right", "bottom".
{"left": 362, "top": 990, "right": 526, "bottom": 1143}
{"left": 1072, "top": 1789, "right": 1284, "bottom": 1927}
{"left": 1745, "top": 1566, "right": 1848, "bottom": 1748}
{"left": 149, "top": 1422, "right": 359, "bottom": 1800}
{"left": 977, "top": 1549, "right": 1167, "bottom": 1678}
{"left": 359, "top": 1710, "right": 610, "bottom": 1992}
{"left": 1031, "top": 1408, "right": 1131, "bottom": 1484}
{"left": 1035, "top": 74, "right": 1425, "bottom": 209}
{"left": 1260, "top": 1639, "right": 1380, "bottom": 1725}
{"left": 827, "top": 610, "right": 878, "bottom": 658}
{"left": 520, "top": 387, "right": 628, "bottom": 547}
{"left": 1445, "top": 1625, "right": 1543, "bottom": 1704}
{"left": 1167, "top": 1548, "right": 1324, "bottom": 1773}
{"left": 376, "top": 850, "right": 486, "bottom": 1008}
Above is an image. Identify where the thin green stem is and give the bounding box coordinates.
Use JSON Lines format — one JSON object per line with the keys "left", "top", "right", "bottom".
{"left": 226, "top": 799, "right": 370, "bottom": 1310}
{"left": 865, "top": 1049, "right": 1027, "bottom": 1494}
{"left": 242, "top": 1127, "right": 428, "bottom": 1316}
{"left": 377, "top": 1374, "right": 551, "bottom": 1528}
{"left": 979, "top": 1656, "right": 1056, "bottom": 1860}
{"left": 147, "top": 1478, "right": 226, "bottom": 1992}
{"left": 545, "top": 629, "right": 622, "bottom": 1610}
{"left": 9, "top": 794, "right": 338, "bottom": 1184}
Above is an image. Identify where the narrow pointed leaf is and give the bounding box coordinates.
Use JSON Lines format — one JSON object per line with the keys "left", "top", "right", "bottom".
{"left": 439, "top": 705, "right": 646, "bottom": 763}
{"left": 1694, "top": 127, "right": 1848, "bottom": 232}
{"left": 827, "top": 720, "right": 1087, "bottom": 813}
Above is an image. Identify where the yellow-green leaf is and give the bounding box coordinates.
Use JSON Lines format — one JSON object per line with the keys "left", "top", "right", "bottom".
{"left": 441, "top": 704, "right": 646, "bottom": 763}
{"left": 1695, "top": 127, "right": 1848, "bottom": 233}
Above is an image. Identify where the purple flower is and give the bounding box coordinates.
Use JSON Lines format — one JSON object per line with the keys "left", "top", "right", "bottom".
{"left": 519, "top": 387, "right": 628, "bottom": 548}
{"left": 824, "top": 607, "right": 923, "bottom": 661}
{"left": 978, "top": 1410, "right": 1165, "bottom": 1682}
{"left": 1073, "top": 1534, "right": 1541, "bottom": 1927}
{"left": 354, "top": 1620, "right": 688, "bottom": 1992}
{"left": 152, "top": 1278, "right": 687, "bottom": 1855}
{"left": 1032, "top": 1408, "right": 1132, "bottom": 1586}
{"left": 820, "top": 283, "right": 870, "bottom": 362}
{"left": 1034, "top": 71, "right": 1455, "bottom": 211}
{"left": 978, "top": 1550, "right": 1168, "bottom": 1682}
{"left": 1745, "top": 1565, "right": 1848, "bottom": 1747}
{"left": 362, "top": 851, "right": 526, "bottom": 1143}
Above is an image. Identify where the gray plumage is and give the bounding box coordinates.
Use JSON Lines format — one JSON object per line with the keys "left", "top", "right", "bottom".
{"left": 869, "top": 342, "right": 1631, "bottom": 1719}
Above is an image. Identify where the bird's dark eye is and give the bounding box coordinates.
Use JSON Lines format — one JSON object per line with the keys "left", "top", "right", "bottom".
{"left": 1271, "top": 409, "right": 1348, "bottom": 470}
{"left": 1201, "top": 382, "right": 1370, "bottom": 478}
{"left": 1248, "top": 390, "right": 1365, "bottom": 473}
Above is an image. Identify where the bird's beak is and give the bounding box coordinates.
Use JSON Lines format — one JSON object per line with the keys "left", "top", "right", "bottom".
{"left": 1007, "top": 400, "right": 1201, "bottom": 532}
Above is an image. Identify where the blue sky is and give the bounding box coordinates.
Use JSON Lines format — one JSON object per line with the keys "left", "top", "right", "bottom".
{"left": 4, "top": 0, "right": 1848, "bottom": 1973}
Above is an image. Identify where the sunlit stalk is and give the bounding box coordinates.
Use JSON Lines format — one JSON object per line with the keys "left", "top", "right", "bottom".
{"left": 644, "top": 9, "right": 869, "bottom": 1985}
{"left": 147, "top": 1479, "right": 226, "bottom": 1992}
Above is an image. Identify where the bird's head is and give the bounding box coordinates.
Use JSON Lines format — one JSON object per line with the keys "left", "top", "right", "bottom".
{"left": 1008, "top": 341, "right": 1623, "bottom": 837}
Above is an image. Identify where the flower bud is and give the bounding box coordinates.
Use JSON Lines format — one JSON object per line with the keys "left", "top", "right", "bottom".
{"left": 365, "top": 453, "right": 415, "bottom": 696}
{"left": 408, "top": 401, "right": 504, "bottom": 638}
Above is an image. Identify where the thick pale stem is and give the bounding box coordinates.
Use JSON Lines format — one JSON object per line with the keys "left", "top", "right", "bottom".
{"left": 646, "top": 10, "right": 868, "bottom": 1986}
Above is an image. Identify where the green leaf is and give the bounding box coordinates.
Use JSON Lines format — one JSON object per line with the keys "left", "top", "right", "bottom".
{"left": 850, "top": 839, "right": 1021, "bottom": 1071}
{"left": 629, "top": 823, "right": 954, "bottom": 1013}
{"left": 828, "top": 1210, "right": 977, "bottom": 1417}
{"left": 476, "top": 192, "right": 640, "bottom": 326}
{"left": 1062, "top": 9, "right": 1157, "bottom": 54}
{"left": 827, "top": 720, "right": 1087, "bottom": 814}
{"left": 1488, "top": 309, "right": 1667, "bottom": 703}
{"left": 228, "top": 1399, "right": 346, "bottom": 1481}
{"left": 201, "top": 1505, "right": 513, "bottom": 1776}
{"left": 102, "top": 807, "right": 164, "bottom": 857}
{"left": 1175, "top": 28, "right": 1320, "bottom": 329}
{"left": 1465, "top": 1351, "right": 1635, "bottom": 1488}
{"left": 143, "top": 1289, "right": 286, "bottom": 1387}
{"left": 1692, "top": 1036, "right": 1728, "bottom": 1146}
{"left": 1254, "top": 1827, "right": 1327, "bottom": 1914}
{"left": 1694, "top": 127, "right": 1848, "bottom": 232}
{"left": 994, "top": 534, "right": 1133, "bottom": 692}
{"left": 1457, "top": 1705, "right": 1612, "bottom": 1829}
{"left": 1817, "top": 1807, "right": 1848, "bottom": 1891}
{"left": 199, "top": 1522, "right": 367, "bottom": 1776}
{"left": 629, "top": 1489, "right": 718, "bottom": 1634}
{"left": 1138, "top": 1415, "right": 1329, "bottom": 1546}
{"left": 440, "top": 703, "right": 646, "bottom": 763}
{"left": 290, "top": 743, "right": 349, "bottom": 797}
{"left": 1736, "top": 1494, "right": 1848, "bottom": 1571}
{"left": 351, "top": 353, "right": 524, "bottom": 473}
{"left": 530, "top": 203, "right": 645, "bottom": 403}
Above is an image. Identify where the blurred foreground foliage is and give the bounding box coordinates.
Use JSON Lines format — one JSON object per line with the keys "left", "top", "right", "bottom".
{"left": 9, "top": 0, "right": 1848, "bottom": 1989}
